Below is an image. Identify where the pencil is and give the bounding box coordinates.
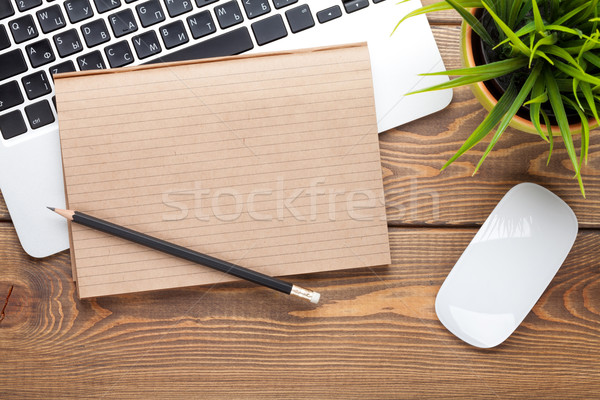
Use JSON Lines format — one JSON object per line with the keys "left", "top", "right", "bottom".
{"left": 48, "top": 207, "right": 320, "bottom": 304}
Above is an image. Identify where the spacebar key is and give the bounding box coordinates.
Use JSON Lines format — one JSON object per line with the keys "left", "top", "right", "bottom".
{"left": 145, "top": 27, "right": 254, "bottom": 64}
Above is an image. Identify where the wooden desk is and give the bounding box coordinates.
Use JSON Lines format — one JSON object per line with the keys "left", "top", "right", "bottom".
{"left": 1, "top": 10, "right": 599, "bottom": 400}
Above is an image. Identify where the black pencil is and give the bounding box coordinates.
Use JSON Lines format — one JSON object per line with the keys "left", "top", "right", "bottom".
{"left": 48, "top": 207, "right": 320, "bottom": 303}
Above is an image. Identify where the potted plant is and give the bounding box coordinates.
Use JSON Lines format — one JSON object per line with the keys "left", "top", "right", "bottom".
{"left": 395, "top": 0, "right": 600, "bottom": 196}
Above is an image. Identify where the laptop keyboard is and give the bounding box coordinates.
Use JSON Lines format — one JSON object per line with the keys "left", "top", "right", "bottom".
{"left": 0, "top": 0, "right": 386, "bottom": 141}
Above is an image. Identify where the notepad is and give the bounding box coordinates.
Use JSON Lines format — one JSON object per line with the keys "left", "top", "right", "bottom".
{"left": 54, "top": 43, "right": 391, "bottom": 298}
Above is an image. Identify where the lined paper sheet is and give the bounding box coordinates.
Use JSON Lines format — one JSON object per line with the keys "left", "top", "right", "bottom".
{"left": 55, "top": 43, "right": 391, "bottom": 298}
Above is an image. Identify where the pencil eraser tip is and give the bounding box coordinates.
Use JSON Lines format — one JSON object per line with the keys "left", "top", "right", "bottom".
{"left": 311, "top": 292, "right": 320, "bottom": 304}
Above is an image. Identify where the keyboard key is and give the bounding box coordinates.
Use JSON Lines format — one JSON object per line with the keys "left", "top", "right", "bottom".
{"left": 104, "top": 40, "right": 134, "bottom": 67}
{"left": 159, "top": 20, "right": 188, "bottom": 49}
{"left": 343, "top": 0, "right": 368, "bottom": 14}
{"left": 251, "top": 14, "right": 286, "bottom": 46}
{"left": 26, "top": 39, "right": 55, "bottom": 67}
{"left": 242, "top": 0, "right": 270, "bottom": 19}
{"left": 214, "top": 0, "right": 243, "bottom": 29}
{"left": 5, "top": 109, "right": 27, "bottom": 136}
{"left": 145, "top": 26, "right": 252, "bottom": 63}
{"left": 272, "top": 0, "right": 296, "bottom": 9}
{"left": 373, "top": 0, "right": 385, "bottom": 3}
{"left": 64, "top": 0, "right": 94, "bottom": 23}
{"left": 77, "top": 50, "right": 106, "bottom": 70}
{"left": 0, "top": 110, "right": 27, "bottom": 139}
{"left": 136, "top": 0, "right": 165, "bottom": 27}
{"left": 124, "top": 0, "right": 137, "bottom": 3}
{"left": 0, "top": 25, "right": 9, "bottom": 50}
{"left": 81, "top": 19, "right": 110, "bottom": 46}
{"left": 0, "top": 81, "right": 24, "bottom": 112}
{"left": 164, "top": 0, "right": 192, "bottom": 17}
{"left": 285, "top": 4, "right": 314, "bottom": 33}
{"left": 21, "top": 70, "right": 51, "bottom": 99}
{"left": 317, "top": 5, "right": 341, "bottom": 23}
{"left": 0, "top": 0, "right": 15, "bottom": 19}
{"left": 109, "top": 9, "right": 138, "bottom": 37}
{"left": 0, "top": 50, "right": 28, "bottom": 80}
{"left": 54, "top": 28, "right": 83, "bottom": 57}
{"left": 94, "top": 0, "right": 120, "bottom": 13}
{"left": 37, "top": 5, "right": 67, "bottom": 33}
{"left": 49, "top": 60, "right": 76, "bottom": 76}
{"left": 16, "top": 0, "right": 42, "bottom": 12}
{"left": 9, "top": 15, "right": 38, "bottom": 43}
{"left": 195, "top": 0, "right": 217, "bottom": 7}
{"left": 187, "top": 10, "right": 215, "bottom": 39}
{"left": 25, "top": 100, "right": 55, "bottom": 129}
{"left": 132, "top": 30, "right": 161, "bottom": 59}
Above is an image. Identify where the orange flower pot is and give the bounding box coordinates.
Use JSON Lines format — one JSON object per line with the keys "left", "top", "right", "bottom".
{"left": 460, "top": 9, "right": 597, "bottom": 135}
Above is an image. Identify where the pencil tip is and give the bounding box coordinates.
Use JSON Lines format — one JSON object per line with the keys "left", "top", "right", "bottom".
{"left": 47, "top": 206, "right": 55, "bottom": 212}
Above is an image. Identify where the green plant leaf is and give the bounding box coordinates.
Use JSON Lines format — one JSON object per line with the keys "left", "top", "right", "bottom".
{"left": 509, "top": 0, "right": 528, "bottom": 27}
{"left": 495, "top": 22, "right": 535, "bottom": 48}
{"left": 392, "top": 0, "right": 483, "bottom": 35}
{"left": 546, "top": 25, "right": 583, "bottom": 37}
{"left": 474, "top": 62, "right": 544, "bottom": 173}
{"left": 525, "top": 92, "right": 549, "bottom": 105}
{"left": 444, "top": 0, "right": 494, "bottom": 46}
{"left": 541, "top": 110, "right": 554, "bottom": 165}
{"left": 580, "top": 81, "right": 600, "bottom": 125}
{"left": 482, "top": 0, "right": 531, "bottom": 56}
{"left": 554, "top": 59, "right": 600, "bottom": 86}
{"left": 563, "top": 96, "right": 590, "bottom": 166}
{"left": 552, "top": 2, "right": 593, "bottom": 26}
{"left": 408, "top": 73, "right": 503, "bottom": 94}
{"left": 573, "top": 77, "right": 584, "bottom": 111}
{"left": 545, "top": 68, "right": 585, "bottom": 196}
{"left": 582, "top": 51, "right": 600, "bottom": 68}
{"left": 580, "top": 0, "right": 599, "bottom": 22}
{"left": 531, "top": 0, "right": 545, "bottom": 33}
{"left": 530, "top": 34, "right": 557, "bottom": 66}
{"left": 528, "top": 78, "right": 549, "bottom": 141}
{"left": 543, "top": 46, "right": 584, "bottom": 70}
{"left": 441, "top": 80, "right": 519, "bottom": 171}
{"left": 420, "top": 57, "right": 528, "bottom": 76}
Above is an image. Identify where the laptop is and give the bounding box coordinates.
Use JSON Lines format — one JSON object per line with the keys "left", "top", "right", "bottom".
{"left": 0, "top": 0, "right": 452, "bottom": 258}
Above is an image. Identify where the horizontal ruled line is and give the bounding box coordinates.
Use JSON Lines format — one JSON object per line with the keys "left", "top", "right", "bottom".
{"left": 73, "top": 198, "right": 386, "bottom": 243}
{"left": 69, "top": 175, "right": 383, "bottom": 208}
{"left": 66, "top": 150, "right": 377, "bottom": 191}
{"left": 64, "top": 136, "right": 376, "bottom": 178}
{"left": 76, "top": 220, "right": 386, "bottom": 254}
{"left": 76, "top": 231, "right": 389, "bottom": 269}
{"left": 61, "top": 111, "right": 374, "bottom": 163}
{"left": 77, "top": 248, "right": 391, "bottom": 283}
{"left": 59, "top": 94, "right": 373, "bottom": 124}
{"left": 57, "top": 59, "right": 371, "bottom": 95}
{"left": 58, "top": 75, "right": 372, "bottom": 111}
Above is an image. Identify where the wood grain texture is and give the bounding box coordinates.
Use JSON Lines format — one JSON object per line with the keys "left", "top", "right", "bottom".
{"left": 382, "top": 24, "right": 600, "bottom": 227}
{"left": 0, "top": 223, "right": 598, "bottom": 399}
{"left": 1, "top": 14, "right": 600, "bottom": 400}
{"left": 0, "top": 192, "right": 9, "bottom": 221}
{"left": 422, "top": 0, "right": 462, "bottom": 24}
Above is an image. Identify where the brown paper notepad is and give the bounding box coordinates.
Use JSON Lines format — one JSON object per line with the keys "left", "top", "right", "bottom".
{"left": 55, "top": 43, "right": 390, "bottom": 298}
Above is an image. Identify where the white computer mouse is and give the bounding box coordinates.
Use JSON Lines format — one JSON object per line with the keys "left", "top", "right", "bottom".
{"left": 435, "top": 183, "right": 578, "bottom": 348}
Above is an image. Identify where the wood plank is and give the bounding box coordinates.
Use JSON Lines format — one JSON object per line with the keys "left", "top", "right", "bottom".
{"left": 1, "top": 223, "right": 597, "bottom": 399}
{"left": 383, "top": 26, "right": 600, "bottom": 228}
{"left": 2, "top": 25, "right": 598, "bottom": 234}
{"left": 422, "top": 0, "right": 462, "bottom": 24}
{"left": 0, "top": 192, "right": 9, "bottom": 221}
{"left": 431, "top": 25, "right": 463, "bottom": 70}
